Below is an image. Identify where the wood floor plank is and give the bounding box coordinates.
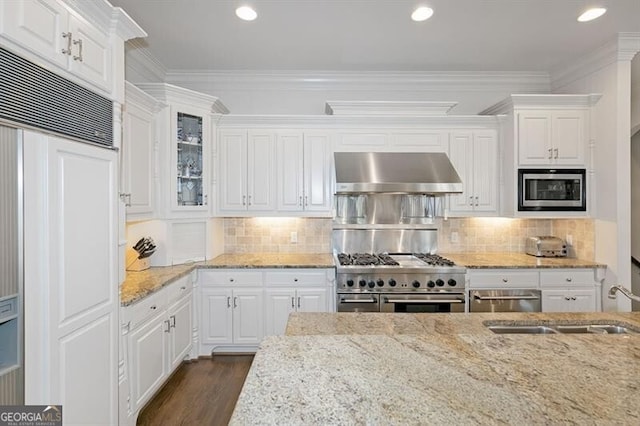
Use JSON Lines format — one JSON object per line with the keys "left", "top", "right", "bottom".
{"left": 137, "top": 355, "right": 254, "bottom": 426}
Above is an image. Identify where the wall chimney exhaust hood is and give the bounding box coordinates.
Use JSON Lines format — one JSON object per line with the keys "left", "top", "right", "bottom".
{"left": 334, "top": 152, "right": 463, "bottom": 194}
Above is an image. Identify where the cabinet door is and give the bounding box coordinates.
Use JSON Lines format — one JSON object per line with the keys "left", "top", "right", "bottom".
{"left": 518, "top": 112, "right": 553, "bottom": 165}
{"left": 219, "top": 131, "right": 247, "bottom": 211}
{"left": 200, "top": 288, "right": 233, "bottom": 345}
{"left": 472, "top": 131, "right": 498, "bottom": 212}
{"left": 0, "top": 0, "right": 69, "bottom": 69}
{"left": 264, "top": 289, "right": 296, "bottom": 336}
{"left": 552, "top": 110, "right": 585, "bottom": 165}
{"left": 167, "top": 296, "right": 193, "bottom": 371}
{"left": 276, "top": 132, "right": 304, "bottom": 212}
{"left": 122, "top": 99, "right": 155, "bottom": 217}
{"left": 128, "top": 313, "right": 168, "bottom": 413}
{"left": 448, "top": 132, "right": 473, "bottom": 212}
{"left": 232, "top": 289, "right": 264, "bottom": 344}
{"left": 67, "top": 14, "right": 111, "bottom": 92}
{"left": 297, "top": 288, "right": 328, "bottom": 313}
{"left": 303, "top": 132, "right": 332, "bottom": 212}
{"left": 247, "top": 130, "right": 276, "bottom": 211}
{"left": 541, "top": 289, "right": 596, "bottom": 312}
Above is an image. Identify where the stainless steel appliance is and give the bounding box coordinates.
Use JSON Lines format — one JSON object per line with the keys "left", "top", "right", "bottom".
{"left": 334, "top": 229, "right": 466, "bottom": 313}
{"left": 525, "top": 236, "right": 567, "bottom": 257}
{"left": 518, "top": 168, "right": 586, "bottom": 211}
{"left": 469, "top": 290, "right": 542, "bottom": 313}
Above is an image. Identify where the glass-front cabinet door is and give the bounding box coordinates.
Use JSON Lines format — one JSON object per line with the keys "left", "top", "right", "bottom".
{"left": 172, "top": 108, "right": 210, "bottom": 212}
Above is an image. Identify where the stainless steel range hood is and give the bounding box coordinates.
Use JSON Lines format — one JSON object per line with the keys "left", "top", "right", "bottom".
{"left": 334, "top": 152, "right": 463, "bottom": 194}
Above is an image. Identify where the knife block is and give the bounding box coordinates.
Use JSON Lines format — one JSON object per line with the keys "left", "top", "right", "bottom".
{"left": 126, "top": 248, "right": 151, "bottom": 272}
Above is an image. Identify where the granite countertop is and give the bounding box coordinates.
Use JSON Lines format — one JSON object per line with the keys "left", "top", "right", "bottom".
{"left": 120, "top": 252, "right": 334, "bottom": 306}
{"left": 231, "top": 312, "right": 640, "bottom": 425}
{"left": 444, "top": 252, "right": 606, "bottom": 269}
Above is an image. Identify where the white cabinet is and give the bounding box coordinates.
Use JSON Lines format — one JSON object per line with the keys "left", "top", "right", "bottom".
{"left": 333, "top": 130, "right": 448, "bottom": 152}
{"left": 199, "top": 270, "right": 264, "bottom": 352}
{"left": 448, "top": 130, "right": 498, "bottom": 215}
{"left": 276, "top": 131, "right": 332, "bottom": 214}
{"left": 264, "top": 270, "right": 331, "bottom": 336}
{"left": 121, "top": 82, "right": 163, "bottom": 220}
{"left": 219, "top": 130, "right": 276, "bottom": 213}
{"left": 1, "top": 0, "right": 112, "bottom": 92}
{"left": 540, "top": 269, "right": 599, "bottom": 312}
{"left": 123, "top": 276, "right": 193, "bottom": 422}
{"left": 518, "top": 110, "right": 587, "bottom": 166}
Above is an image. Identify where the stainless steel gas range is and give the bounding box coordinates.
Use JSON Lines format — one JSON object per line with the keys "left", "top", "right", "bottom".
{"left": 333, "top": 227, "right": 466, "bottom": 313}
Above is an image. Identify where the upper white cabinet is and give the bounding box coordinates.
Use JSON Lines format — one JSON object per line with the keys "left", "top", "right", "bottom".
{"left": 121, "top": 82, "right": 164, "bottom": 221}
{"left": 276, "top": 131, "right": 332, "bottom": 214}
{"left": 0, "top": 0, "right": 144, "bottom": 99}
{"left": 334, "top": 130, "right": 448, "bottom": 152}
{"left": 518, "top": 110, "right": 587, "bottom": 165}
{"left": 136, "top": 83, "right": 228, "bottom": 219}
{"left": 218, "top": 129, "right": 276, "bottom": 213}
{"left": 448, "top": 130, "right": 498, "bottom": 215}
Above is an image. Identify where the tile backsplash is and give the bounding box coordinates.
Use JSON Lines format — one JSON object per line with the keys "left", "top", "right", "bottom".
{"left": 222, "top": 217, "right": 595, "bottom": 260}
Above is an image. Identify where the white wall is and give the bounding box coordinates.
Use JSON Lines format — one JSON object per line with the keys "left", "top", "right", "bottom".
{"left": 632, "top": 54, "right": 640, "bottom": 134}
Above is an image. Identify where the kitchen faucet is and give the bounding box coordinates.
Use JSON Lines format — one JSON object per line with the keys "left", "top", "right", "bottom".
{"left": 608, "top": 285, "right": 640, "bottom": 302}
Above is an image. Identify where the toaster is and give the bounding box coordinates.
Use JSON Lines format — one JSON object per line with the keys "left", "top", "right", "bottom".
{"left": 525, "top": 236, "right": 567, "bottom": 257}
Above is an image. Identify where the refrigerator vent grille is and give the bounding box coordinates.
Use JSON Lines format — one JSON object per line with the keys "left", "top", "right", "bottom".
{"left": 0, "top": 47, "right": 113, "bottom": 147}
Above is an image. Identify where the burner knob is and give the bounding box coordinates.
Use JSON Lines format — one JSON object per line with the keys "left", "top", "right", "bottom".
{"left": 376, "top": 279, "right": 385, "bottom": 287}
{"left": 368, "top": 281, "right": 376, "bottom": 289}
{"left": 436, "top": 279, "right": 445, "bottom": 287}
{"left": 346, "top": 279, "right": 354, "bottom": 287}
{"left": 388, "top": 279, "right": 397, "bottom": 287}
{"left": 359, "top": 279, "right": 367, "bottom": 288}
{"left": 448, "top": 278, "right": 457, "bottom": 287}
{"left": 427, "top": 280, "right": 436, "bottom": 288}
{"left": 412, "top": 280, "right": 421, "bottom": 288}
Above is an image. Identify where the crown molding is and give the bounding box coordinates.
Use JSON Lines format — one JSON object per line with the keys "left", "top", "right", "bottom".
{"left": 125, "top": 40, "right": 167, "bottom": 83}
{"left": 480, "top": 93, "right": 603, "bottom": 115}
{"left": 135, "top": 83, "right": 229, "bottom": 114}
{"left": 63, "top": 0, "right": 146, "bottom": 40}
{"left": 217, "top": 114, "right": 502, "bottom": 129}
{"left": 125, "top": 82, "right": 166, "bottom": 112}
{"left": 551, "top": 32, "right": 640, "bottom": 91}
{"left": 325, "top": 101, "right": 459, "bottom": 116}
{"left": 165, "top": 70, "right": 550, "bottom": 93}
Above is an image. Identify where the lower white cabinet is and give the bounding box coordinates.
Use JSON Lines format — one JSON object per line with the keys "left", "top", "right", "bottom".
{"left": 198, "top": 268, "right": 334, "bottom": 354}
{"left": 122, "top": 275, "right": 193, "bottom": 424}
{"left": 541, "top": 289, "right": 597, "bottom": 312}
{"left": 540, "top": 269, "right": 601, "bottom": 312}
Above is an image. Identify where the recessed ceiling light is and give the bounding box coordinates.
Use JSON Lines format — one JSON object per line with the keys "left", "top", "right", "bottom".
{"left": 411, "top": 6, "right": 434, "bottom": 22}
{"left": 236, "top": 6, "right": 257, "bottom": 21}
{"left": 577, "top": 7, "right": 607, "bottom": 22}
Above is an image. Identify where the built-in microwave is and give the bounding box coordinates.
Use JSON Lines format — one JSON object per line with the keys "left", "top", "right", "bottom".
{"left": 518, "top": 169, "right": 586, "bottom": 211}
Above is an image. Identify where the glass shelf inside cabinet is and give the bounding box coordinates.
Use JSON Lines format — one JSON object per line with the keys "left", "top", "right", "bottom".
{"left": 176, "top": 112, "right": 204, "bottom": 206}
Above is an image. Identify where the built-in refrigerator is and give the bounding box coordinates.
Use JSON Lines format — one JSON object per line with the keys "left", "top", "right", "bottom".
{"left": 0, "top": 125, "right": 23, "bottom": 404}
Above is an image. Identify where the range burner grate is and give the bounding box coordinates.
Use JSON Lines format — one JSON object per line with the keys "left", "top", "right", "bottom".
{"left": 412, "top": 253, "right": 456, "bottom": 267}
{"left": 337, "top": 253, "right": 400, "bottom": 266}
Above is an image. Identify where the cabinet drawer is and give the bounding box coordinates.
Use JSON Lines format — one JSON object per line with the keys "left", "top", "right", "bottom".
{"left": 165, "top": 276, "right": 192, "bottom": 303}
{"left": 198, "top": 269, "right": 263, "bottom": 286}
{"left": 540, "top": 269, "right": 596, "bottom": 287}
{"left": 468, "top": 270, "right": 539, "bottom": 289}
{"left": 265, "top": 270, "right": 327, "bottom": 286}
{"left": 124, "top": 289, "right": 167, "bottom": 330}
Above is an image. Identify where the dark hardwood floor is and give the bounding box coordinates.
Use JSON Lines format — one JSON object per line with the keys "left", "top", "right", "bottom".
{"left": 137, "top": 355, "right": 254, "bottom": 426}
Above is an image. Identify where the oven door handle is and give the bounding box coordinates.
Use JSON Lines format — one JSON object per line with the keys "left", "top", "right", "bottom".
{"left": 472, "top": 293, "right": 540, "bottom": 301}
{"left": 383, "top": 298, "right": 464, "bottom": 304}
{"left": 340, "top": 297, "right": 378, "bottom": 303}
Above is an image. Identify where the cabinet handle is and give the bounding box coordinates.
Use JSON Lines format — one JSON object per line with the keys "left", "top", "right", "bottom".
{"left": 475, "top": 196, "right": 479, "bottom": 207}
{"left": 294, "top": 278, "right": 298, "bottom": 282}
{"left": 242, "top": 195, "right": 246, "bottom": 206}
{"left": 291, "top": 297, "right": 295, "bottom": 309}
{"left": 61, "top": 32, "right": 72, "bottom": 55}
{"left": 204, "top": 194, "right": 208, "bottom": 205}
{"left": 297, "top": 297, "right": 301, "bottom": 309}
{"left": 230, "top": 278, "right": 234, "bottom": 282}
{"left": 565, "top": 296, "right": 571, "bottom": 301}
{"left": 548, "top": 148, "right": 553, "bottom": 159}
{"left": 180, "top": 286, "right": 187, "bottom": 290}
{"left": 304, "top": 196, "right": 308, "bottom": 207}
{"left": 150, "top": 305, "right": 157, "bottom": 310}
{"left": 248, "top": 195, "right": 252, "bottom": 206}
{"left": 299, "top": 196, "right": 303, "bottom": 206}
{"left": 126, "top": 193, "right": 131, "bottom": 207}
{"left": 164, "top": 320, "right": 171, "bottom": 333}
{"left": 554, "top": 148, "right": 559, "bottom": 159}
{"left": 72, "top": 38, "right": 83, "bottom": 62}
{"left": 502, "top": 278, "right": 508, "bottom": 283}
{"left": 566, "top": 278, "right": 572, "bottom": 282}
{"left": 233, "top": 297, "right": 238, "bottom": 308}
{"left": 170, "top": 315, "right": 176, "bottom": 328}
{"left": 469, "top": 196, "right": 473, "bottom": 206}
{"left": 571, "top": 297, "right": 577, "bottom": 301}
{"left": 227, "top": 296, "right": 231, "bottom": 308}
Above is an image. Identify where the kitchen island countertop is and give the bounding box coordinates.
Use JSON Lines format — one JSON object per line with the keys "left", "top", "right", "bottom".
{"left": 230, "top": 312, "right": 640, "bottom": 425}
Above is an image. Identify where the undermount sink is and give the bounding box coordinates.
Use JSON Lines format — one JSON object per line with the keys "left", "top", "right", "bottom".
{"left": 485, "top": 321, "right": 640, "bottom": 335}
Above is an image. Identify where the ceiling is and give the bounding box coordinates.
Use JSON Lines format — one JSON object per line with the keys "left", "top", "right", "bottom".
{"left": 111, "top": 0, "right": 640, "bottom": 73}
